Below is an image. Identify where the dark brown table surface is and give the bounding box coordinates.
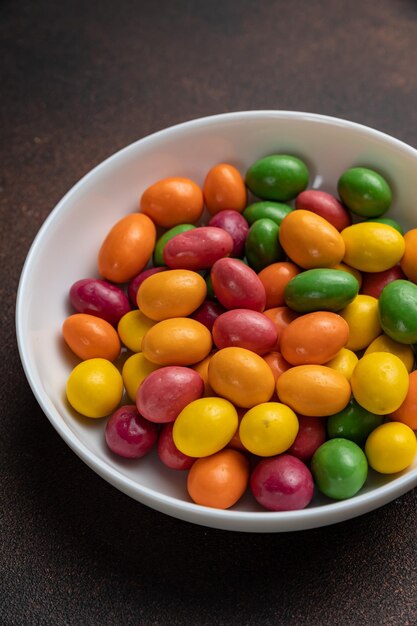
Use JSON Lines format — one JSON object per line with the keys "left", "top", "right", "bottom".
{"left": 3, "top": 1, "right": 417, "bottom": 624}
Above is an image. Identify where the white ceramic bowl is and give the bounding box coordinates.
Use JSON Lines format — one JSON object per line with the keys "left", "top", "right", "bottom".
{"left": 16, "top": 111, "right": 417, "bottom": 532}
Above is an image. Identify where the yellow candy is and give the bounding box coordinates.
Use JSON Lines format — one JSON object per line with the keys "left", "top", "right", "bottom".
{"left": 340, "top": 294, "right": 381, "bottom": 351}
{"left": 173, "top": 397, "right": 238, "bottom": 457}
{"left": 117, "top": 310, "right": 156, "bottom": 352}
{"left": 365, "top": 422, "right": 417, "bottom": 473}
{"left": 239, "top": 402, "right": 299, "bottom": 457}
{"left": 331, "top": 263, "right": 362, "bottom": 289}
{"left": 66, "top": 358, "right": 123, "bottom": 418}
{"left": 325, "top": 348, "right": 358, "bottom": 380}
{"left": 341, "top": 222, "right": 405, "bottom": 272}
{"left": 365, "top": 334, "right": 415, "bottom": 373}
{"left": 351, "top": 352, "right": 409, "bottom": 415}
{"left": 122, "top": 352, "right": 160, "bottom": 401}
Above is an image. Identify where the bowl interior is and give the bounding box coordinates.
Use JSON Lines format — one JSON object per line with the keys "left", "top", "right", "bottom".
{"left": 16, "top": 111, "right": 417, "bottom": 532}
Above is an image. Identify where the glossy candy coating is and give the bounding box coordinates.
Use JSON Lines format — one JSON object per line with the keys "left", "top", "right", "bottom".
{"left": 66, "top": 358, "right": 123, "bottom": 418}
{"left": 212, "top": 309, "right": 278, "bottom": 355}
{"left": 211, "top": 258, "right": 266, "bottom": 311}
{"left": 70, "top": 278, "right": 131, "bottom": 326}
{"left": 137, "top": 269, "right": 206, "bottom": 321}
{"left": 208, "top": 347, "right": 275, "bottom": 408}
{"left": 311, "top": 438, "right": 368, "bottom": 499}
{"left": 258, "top": 262, "right": 300, "bottom": 309}
{"left": 327, "top": 397, "right": 384, "bottom": 445}
{"left": 277, "top": 365, "right": 351, "bottom": 417}
{"left": 243, "top": 201, "right": 293, "bottom": 226}
{"left": 117, "top": 310, "right": 156, "bottom": 352}
{"left": 351, "top": 352, "right": 409, "bottom": 414}
{"left": 250, "top": 455, "right": 314, "bottom": 511}
{"left": 140, "top": 177, "right": 204, "bottom": 227}
{"left": 365, "top": 422, "right": 417, "bottom": 474}
{"left": 360, "top": 265, "right": 406, "bottom": 299}
{"left": 367, "top": 217, "right": 404, "bottom": 235}
{"left": 287, "top": 416, "right": 327, "bottom": 462}
{"left": 122, "top": 352, "right": 160, "bottom": 401}
{"left": 163, "top": 226, "right": 234, "bottom": 270}
{"left": 157, "top": 422, "right": 196, "bottom": 471}
{"left": 208, "top": 210, "right": 249, "bottom": 257}
{"left": 284, "top": 269, "right": 359, "bottom": 313}
{"left": 187, "top": 449, "right": 249, "bottom": 509}
{"left": 280, "top": 311, "right": 349, "bottom": 366}
{"left": 263, "top": 307, "right": 299, "bottom": 351}
{"left": 324, "top": 348, "right": 358, "bottom": 380}
{"left": 337, "top": 167, "right": 392, "bottom": 217}
{"left": 364, "top": 334, "right": 414, "bottom": 372}
{"left": 245, "top": 218, "right": 284, "bottom": 272}
{"left": 262, "top": 351, "right": 291, "bottom": 382}
{"left": 341, "top": 222, "right": 405, "bottom": 272}
{"left": 245, "top": 154, "right": 309, "bottom": 201}
{"left": 105, "top": 405, "right": 158, "bottom": 458}
{"left": 279, "top": 210, "right": 345, "bottom": 269}
{"left": 295, "top": 189, "right": 351, "bottom": 231}
{"left": 340, "top": 294, "right": 381, "bottom": 351}
{"left": 239, "top": 402, "right": 299, "bottom": 456}
{"left": 379, "top": 280, "right": 417, "bottom": 344}
{"left": 98, "top": 213, "right": 156, "bottom": 283}
{"left": 153, "top": 224, "right": 195, "bottom": 266}
{"left": 141, "top": 318, "right": 212, "bottom": 366}
{"left": 173, "top": 397, "right": 238, "bottom": 457}
{"left": 203, "top": 163, "right": 247, "bottom": 215}
{"left": 137, "top": 366, "right": 204, "bottom": 423}
{"left": 62, "top": 313, "right": 121, "bottom": 361}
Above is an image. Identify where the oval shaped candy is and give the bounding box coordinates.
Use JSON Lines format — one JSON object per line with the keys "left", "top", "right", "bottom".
{"left": 245, "top": 218, "right": 285, "bottom": 272}
{"left": 203, "top": 163, "right": 247, "bottom": 215}
{"left": 153, "top": 224, "right": 195, "bottom": 266}
{"left": 211, "top": 258, "right": 266, "bottom": 311}
{"left": 69, "top": 278, "right": 131, "bottom": 326}
{"left": 295, "top": 189, "right": 351, "bottom": 231}
{"left": 279, "top": 210, "right": 345, "bottom": 269}
{"left": 137, "top": 269, "right": 206, "bottom": 320}
{"left": 212, "top": 309, "right": 278, "bottom": 355}
{"left": 243, "top": 201, "right": 293, "bottom": 226}
{"left": 141, "top": 318, "right": 212, "bottom": 365}
{"left": 62, "top": 313, "right": 121, "bottom": 361}
{"left": 379, "top": 279, "right": 417, "bottom": 343}
{"left": 280, "top": 312, "right": 349, "bottom": 365}
{"left": 337, "top": 166, "right": 392, "bottom": 217}
{"left": 246, "top": 154, "right": 309, "bottom": 201}
{"left": 98, "top": 213, "right": 156, "bottom": 283}
{"left": 140, "top": 177, "right": 204, "bottom": 227}
{"left": 163, "top": 226, "right": 234, "bottom": 270}
{"left": 341, "top": 222, "right": 405, "bottom": 272}
{"left": 284, "top": 269, "right": 359, "bottom": 313}
{"left": 208, "top": 210, "right": 249, "bottom": 257}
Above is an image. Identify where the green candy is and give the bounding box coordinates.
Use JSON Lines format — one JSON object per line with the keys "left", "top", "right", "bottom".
{"left": 311, "top": 438, "right": 368, "bottom": 500}
{"left": 245, "top": 218, "right": 285, "bottom": 272}
{"left": 153, "top": 224, "right": 195, "bottom": 265}
{"left": 245, "top": 154, "right": 309, "bottom": 202}
{"left": 379, "top": 279, "right": 417, "bottom": 344}
{"left": 204, "top": 273, "right": 216, "bottom": 300}
{"left": 337, "top": 167, "right": 392, "bottom": 218}
{"left": 243, "top": 201, "right": 293, "bottom": 226}
{"left": 284, "top": 269, "right": 359, "bottom": 313}
{"left": 367, "top": 217, "right": 404, "bottom": 235}
{"left": 327, "top": 398, "right": 384, "bottom": 446}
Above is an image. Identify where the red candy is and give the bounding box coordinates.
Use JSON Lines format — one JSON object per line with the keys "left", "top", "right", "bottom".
{"left": 163, "top": 226, "right": 234, "bottom": 270}
{"left": 208, "top": 210, "right": 249, "bottom": 257}
{"left": 157, "top": 423, "right": 196, "bottom": 470}
{"left": 212, "top": 309, "right": 278, "bottom": 355}
{"left": 295, "top": 189, "right": 351, "bottom": 231}
{"left": 70, "top": 278, "right": 131, "bottom": 326}
{"left": 211, "top": 258, "right": 266, "bottom": 311}
{"left": 360, "top": 264, "right": 406, "bottom": 298}
{"left": 105, "top": 405, "right": 158, "bottom": 458}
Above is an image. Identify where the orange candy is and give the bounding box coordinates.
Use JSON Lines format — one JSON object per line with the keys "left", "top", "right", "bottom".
{"left": 137, "top": 269, "right": 206, "bottom": 321}
{"left": 390, "top": 370, "right": 417, "bottom": 430}
{"left": 187, "top": 448, "right": 249, "bottom": 509}
{"left": 258, "top": 262, "right": 300, "bottom": 309}
{"left": 277, "top": 365, "right": 351, "bottom": 417}
{"left": 142, "top": 318, "right": 212, "bottom": 366}
{"left": 140, "top": 177, "right": 204, "bottom": 228}
{"left": 203, "top": 164, "right": 247, "bottom": 215}
{"left": 263, "top": 351, "right": 291, "bottom": 382}
{"left": 62, "top": 313, "right": 121, "bottom": 361}
{"left": 400, "top": 229, "right": 417, "bottom": 283}
{"left": 280, "top": 312, "right": 349, "bottom": 366}
{"left": 279, "top": 209, "right": 345, "bottom": 269}
{"left": 192, "top": 352, "right": 217, "bottom": 397}
{"left": 98, "top": 213, "right": 156, "bottom": 283}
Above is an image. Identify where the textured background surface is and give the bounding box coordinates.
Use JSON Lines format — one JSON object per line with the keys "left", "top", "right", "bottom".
{"left": 3, "top": 1, "right": 417, "bottom": 624}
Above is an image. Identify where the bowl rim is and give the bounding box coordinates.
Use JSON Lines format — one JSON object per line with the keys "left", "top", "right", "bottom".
{"left": 15, "top": 109, "right": 417, "bottom": 531}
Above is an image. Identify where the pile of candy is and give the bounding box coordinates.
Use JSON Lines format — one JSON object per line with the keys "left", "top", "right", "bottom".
{"left": 63, "top": 155, "right": 417, "bottom": 512}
